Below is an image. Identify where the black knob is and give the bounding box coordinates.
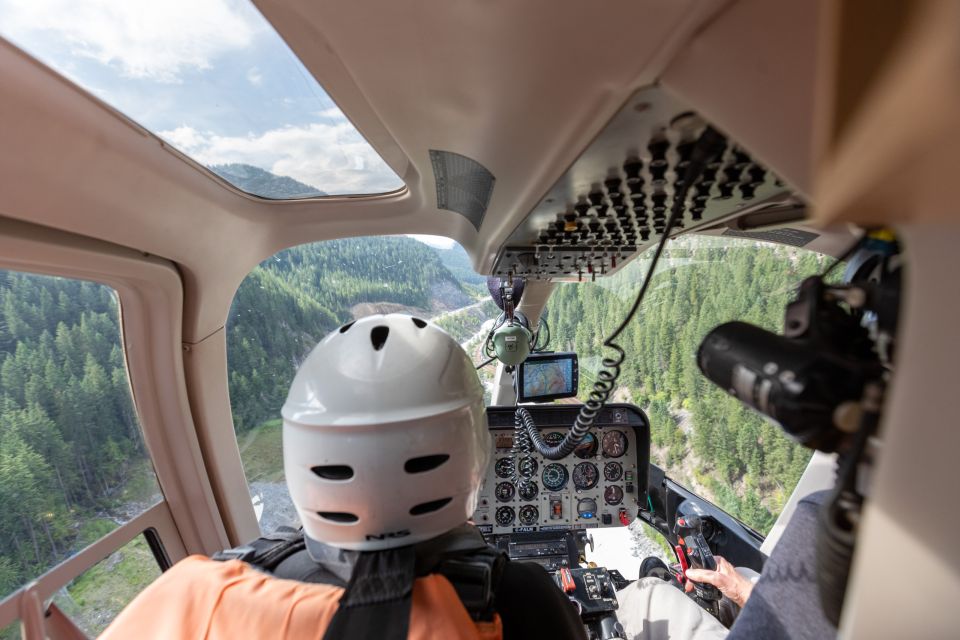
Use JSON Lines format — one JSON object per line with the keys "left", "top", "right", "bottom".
{"left": 574, "top": 202, "right": 591, "bottom": 217}
{"left": 648, "top": 139, "right": 669, "bottom": 161}
{"left": 588, "top": 191, "right": 606, "bottom": 208}
{"left": 748, "top": 166, "right": 767, "bottom": 184}
{"left": 624, "top": 160, "right": 643, "bottom": 185}
{"left": 732, "top": 148, "right": 751, "bottom": 166}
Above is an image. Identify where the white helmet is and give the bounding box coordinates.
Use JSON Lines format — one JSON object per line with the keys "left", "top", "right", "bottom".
{"left": 282, "top": 313, "right": 490, "bottom": 551}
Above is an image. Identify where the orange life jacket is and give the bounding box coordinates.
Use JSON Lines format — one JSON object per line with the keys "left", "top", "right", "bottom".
{"left": 99, "top": 555, "right": 502, "bottom": 640}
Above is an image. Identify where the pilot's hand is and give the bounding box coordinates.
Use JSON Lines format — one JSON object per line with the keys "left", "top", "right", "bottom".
{"left": 684, "top": 555, "right": 754, "bottom": 608}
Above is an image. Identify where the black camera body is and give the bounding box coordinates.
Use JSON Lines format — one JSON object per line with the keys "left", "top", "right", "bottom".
{"left": 697, "top": 276, "right": 884, "bottom": 452}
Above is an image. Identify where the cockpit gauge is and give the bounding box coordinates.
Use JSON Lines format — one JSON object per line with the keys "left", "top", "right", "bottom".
{"left": 544, "top": 431, "right": 564, "bottom": 447}
{"left": 604, "top": 485, "right": 624, "bottom": 506}
{"left": 577, "top": 497, "right": 598, "bottom": 519}
{"left": 495, "top": 506, "right": 515, "bottom": 526}
{"left": 541, "top": 463, "right": 569, "bottom": 491}
{"left": 573, "top": 432, "right": 598, "bottom": 459}
{"left": 495, "top": 482, "right": 515, "bottom": 502}
{"left": 494, "top": 458, "right": 514, "bottom": 479}
{"left": 518, "top": 456, "right": 539, "bottom": 479}
{"left": 601, "top": 430, "right": 628, "bottom": 458}
{"left": 518, "top": 481, "right": 539, "bottom": 501}
{"left": 572, "top": 462, "right": 599, "bottom": 490}
{"left": 604, "top": 461, "right": 623, "bottom": 482}
{"left": 518, "top": 505, "right": 539, "bottom": 526}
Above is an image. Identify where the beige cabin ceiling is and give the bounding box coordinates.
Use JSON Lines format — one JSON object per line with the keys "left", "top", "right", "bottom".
{"left": 0, "top": 0, "right": 824, "bottom": 342}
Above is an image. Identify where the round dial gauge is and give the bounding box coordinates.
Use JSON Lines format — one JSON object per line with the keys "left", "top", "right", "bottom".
{"left": 495, "top": 506, "right": 515, "bottom": 526}
{"left": 495, "top": 481, "right": 515, "bottom": 502}
{"left": 541, "top": 463, "right": 569, "bottom": 491}
{"left": 604, "top": 461, "right": 623, "bottom": 482}
{"left": 572, "top": 462, "right": 600, "bottom": 490}
{"left": 577, "top": 497, "right": 598, "bottom": 519}
{"left": 544, "top": 432, "right": 564, "bottom": 447}
{"left": 517, "top": 456, "right": 539, "bottom": 479}
{"left": 494, "top": 458, "right": 514, "bottom": 479}
{"left": 518, "top": 505, "right": 539, "bottom": 526}
{"left": 601, "top": 430, "right": 628, "bottom": 458}
{"left": 518, "top": 481, "right": 539, "bottom": 501}
{"left": 573, "top": 432, "right": 599, "bottom": 459}
{"left": 604, "top": 485, "right": 624, "bottom": 505}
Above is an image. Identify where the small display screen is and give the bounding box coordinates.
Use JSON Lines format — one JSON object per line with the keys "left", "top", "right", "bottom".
{"left": 518, "top": 352, "right": 579, "bottom": 402}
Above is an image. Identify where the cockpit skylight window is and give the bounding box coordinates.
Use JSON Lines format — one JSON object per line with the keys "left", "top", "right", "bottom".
{"left": 0, "top": 0, "right": 404, "bottom": 199}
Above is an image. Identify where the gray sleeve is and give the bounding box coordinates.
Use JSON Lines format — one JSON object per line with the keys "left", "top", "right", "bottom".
{"left": 728, "top": 491, "right": 837, "bottom": 640}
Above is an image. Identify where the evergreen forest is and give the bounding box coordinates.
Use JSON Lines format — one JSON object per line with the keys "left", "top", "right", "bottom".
{"left": 0, "top": 226, "right": 831, "bottom": 634}
{"left": 545, "top": 235, "right": 827, "bottom": 533}
{"left": 0, "top": 235, "right": 473, "bottom": 630}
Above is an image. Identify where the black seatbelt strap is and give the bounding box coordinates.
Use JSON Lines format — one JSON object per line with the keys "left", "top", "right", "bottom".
{"left": 211, "top": 526, "right": 305, "bottom": 572}
{"left": 434, "top": 547, "right": 505, "bottom": 622}
{"left": 321, "top": 546, "right": 416, "bottom": 640}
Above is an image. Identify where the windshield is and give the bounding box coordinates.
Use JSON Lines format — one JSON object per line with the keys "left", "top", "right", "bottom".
{"left": 0, "top": 0, "right": 403, "bottom": 198}
{"left": 544, "top": 235, "right": 829, "bottom": 535}
{"left": 227, "top": 235, "right": 495, "bottom": 531}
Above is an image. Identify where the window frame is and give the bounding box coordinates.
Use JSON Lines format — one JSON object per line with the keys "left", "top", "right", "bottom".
{"left": 0, "top": 217, "right": 229, "bottom": 636}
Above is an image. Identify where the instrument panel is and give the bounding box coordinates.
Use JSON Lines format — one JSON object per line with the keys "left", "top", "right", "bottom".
{"left": 474, "top": 404, "right": 650, "bottom": 536}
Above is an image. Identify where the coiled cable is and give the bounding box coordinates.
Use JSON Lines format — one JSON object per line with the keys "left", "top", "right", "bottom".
{"left": 518, "top": 126, "right": 728, "bottom": 460}
{"left": 509, "top": 410, "right": 536, "bottom": 493}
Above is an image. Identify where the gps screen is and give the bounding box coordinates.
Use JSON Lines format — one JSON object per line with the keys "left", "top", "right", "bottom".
{"left": 518, "top": 352, "right": 579, "bottom": 402}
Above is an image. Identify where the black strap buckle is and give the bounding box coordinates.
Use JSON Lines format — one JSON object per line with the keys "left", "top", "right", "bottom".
{"left": 211, "top": 545, "right": 257, "bottom": 562}
{"left": 440, "top": 559, "right": 494, "bottom": 620}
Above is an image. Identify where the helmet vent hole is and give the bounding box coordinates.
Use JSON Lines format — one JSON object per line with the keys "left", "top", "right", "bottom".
{"left": 339, "top": 321, "right": 356, "bottom": 334}
{"left": 317, "top": 511, "right": 359, "bottom": 524}
{"left": 411, "top": 317, "right": 427, "bottom": 328}
{"left": 370, "top": 326, "right": 390, "bottom": 350}
{"left": 409, "top": 497, "right": 452, "bottom": 516}
{"left": 404, "top": 454, "right": 450, "bottom": 474}
{"left": 311, "top": 465, "right": 354, "bottom": 481}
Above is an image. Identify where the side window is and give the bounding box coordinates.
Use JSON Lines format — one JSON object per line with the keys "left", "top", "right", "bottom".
{"left": 227, "top": 236, "right": 492, "bottom": 532}
{"left": 0, "top": 271, "right": 162, "bottom": 604}
{"left": 51, "top": 533, "right": 162, "bottom": 637}
{"left": 546, "top": 236, "right": 827, "bottom": 534}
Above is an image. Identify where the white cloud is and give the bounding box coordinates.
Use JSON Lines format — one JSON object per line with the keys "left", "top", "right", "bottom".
{"left": 409, "top": 235, "right": 457, "bottom": 249}
{"left": 246, "top": 66, "right": 263, "bottom": 86}
{"left": 159, "top": 122, "right": 403, "bottom": 195}
{"left": 0, "top": 0, "right": 258, "bottom": 82}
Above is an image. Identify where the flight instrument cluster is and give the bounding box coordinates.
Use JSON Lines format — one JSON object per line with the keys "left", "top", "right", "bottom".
{"left": 475, "top": 404, "right": 650, "bottom": 536}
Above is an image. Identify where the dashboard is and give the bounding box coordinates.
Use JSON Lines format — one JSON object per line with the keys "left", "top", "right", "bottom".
{"left": 474, "top": 404, "right": 650, "bottom": 538}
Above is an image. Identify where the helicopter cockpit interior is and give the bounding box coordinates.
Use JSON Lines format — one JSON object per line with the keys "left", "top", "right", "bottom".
{"left": 0, "top": 0, "right": 957, "bottom": 638}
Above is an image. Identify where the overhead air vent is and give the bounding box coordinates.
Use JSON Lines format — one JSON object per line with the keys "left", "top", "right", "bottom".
{"left": 429, "top": 150, "right": 495, "bottom": 230}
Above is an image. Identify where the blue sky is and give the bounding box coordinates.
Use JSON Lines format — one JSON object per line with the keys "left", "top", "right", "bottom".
{"left": 0, "top": 0, "right": 403, "bottom": 196}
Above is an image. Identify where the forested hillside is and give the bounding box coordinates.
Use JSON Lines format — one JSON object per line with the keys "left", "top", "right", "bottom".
{"left": 545, "top": 236, "right": 826, "bottom": 533}
{"left": 228, "top": 237, "right": 472, "bottom": 430}
{"left": 0, "top": 273, "right": 153, "bottom": 599}
{"left": 0, "top": 223, "right": 830, "bottom": 630}
{"left": 0, "top": 235, "right": 472, "bottom": 615}
{"left": 210, "top": 163, "right": 327, "bottom": 199}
